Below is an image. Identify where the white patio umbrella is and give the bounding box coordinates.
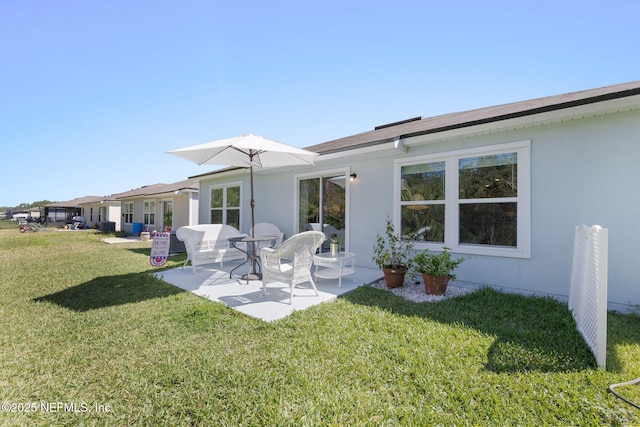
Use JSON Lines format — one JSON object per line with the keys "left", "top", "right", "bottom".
{"left": 166, "top": 133, "right": 318, "bottom": 237}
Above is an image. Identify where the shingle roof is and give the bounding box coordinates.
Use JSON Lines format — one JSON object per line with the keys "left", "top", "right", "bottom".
{"left": 187, "top": 80, "right": 640, "bottom": 179}
{"left": 115, "top": 178, "right": 199, "bottom": 199}
{"left": 306, "top": 80, "right": 640, "bottom": 155}
{"left": 141, "top": 179, "right": 199, "bottom": 196}
{"left": 46, "top": 179, "right": 199, "bottom": 206}
{"left": 45, "top": 196, "right": 105, "bottom": 208}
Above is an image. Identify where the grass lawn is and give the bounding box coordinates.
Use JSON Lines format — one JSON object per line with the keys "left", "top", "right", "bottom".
{"left": 1, "top": 229, "right": 640, "bottom": 425}
{"left": 0, "top": 219, "right": 20, "bottom": 230}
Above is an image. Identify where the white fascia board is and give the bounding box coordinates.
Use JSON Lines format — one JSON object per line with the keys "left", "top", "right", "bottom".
{"left": 315, "top": 139, "right": 407, "bottom": 163}
{"left": 394, "top": 136, "right": 405, "bottom": 151}
{"left": 151, "top": 189, "right": 199, "bottom": 198}
{"left": 179, "top": 188, "right": 199, "bottom": 194}
{"left": 190, "top": 167, "right": 246, "bottom": 181}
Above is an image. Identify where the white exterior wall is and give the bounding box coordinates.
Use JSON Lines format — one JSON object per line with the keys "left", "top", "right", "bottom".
{"left": 196, "top": 108, "right": 640, "bottom": 312}
{"left": 81, "top": 201, "right": 121, "bottom": 231}
{"left": 121, "top": 193, "right": 198, "bottom": 234}
{"left": 188, "top": 192, "right": 199, "bottom": 225}
{"left": 531, "top": 110, "right": 640, "bottom": 311}
{"left": 118, "top": 198, "right": 154, "bottom": 234}
{"left": 130, "top": 199, "right": 147, "bottom": 233}
{"left": 400, "top": 109, "right": 640, "bottom": 312}
{"left": 251, "top": 172, "right": 298, "bottom": 238}
{"left": 199, "top": 169, "right": 316, "bottom": 237}
{"left": 198, "top": 171, "right": 249, "bottom": 232}
{"left": 108, "top": 203, "right": 122, "bottom": 231}
{"left": 170, "top": 192, "right": 199, "bottom": 230}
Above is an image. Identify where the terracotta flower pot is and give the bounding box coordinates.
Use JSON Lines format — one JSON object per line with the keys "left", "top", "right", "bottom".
{"left": 422, "top": 274, "right": 451, "bottom": 295}
{"left": 382, "top": 266, "right": 407, "bottom": 288}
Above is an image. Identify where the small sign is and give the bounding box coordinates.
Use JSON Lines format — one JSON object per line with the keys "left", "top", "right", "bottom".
{"left": 150, "top": 232, "right": 171, "bottom": 267}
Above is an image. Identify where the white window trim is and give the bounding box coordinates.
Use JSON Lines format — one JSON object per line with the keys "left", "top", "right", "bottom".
{"left": 394, "top": 140, "right": 531, "bottom": 258}
{"left": 123, "top": 202, "right": 134, "bottom": 225}
{"left": 161, "top": 198, "right": 174, "bottom": 230}
{"left": 208, "top": 181, "right": 243, "bottom": 227}
{"left": 143, "top": 199, "right": 156, "bottom": 226}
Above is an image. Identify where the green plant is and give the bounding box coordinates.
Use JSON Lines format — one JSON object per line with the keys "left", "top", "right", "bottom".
{"left": 372, "top": 217, "right": 413, "bottom": 269}
{"left": 325, "top": 209, "right": 345, "bottom": 231}
{"left": 412, "top": 247, "right": 463, "bottom": 280}
{"left": 330, "top": 234, "right": 342, "bottom": 254}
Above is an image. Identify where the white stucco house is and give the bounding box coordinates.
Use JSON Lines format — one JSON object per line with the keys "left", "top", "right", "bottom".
{"left": 80, "top": 193, "right": 127, "bottom": 231}
{"left": 186, "top": 80, "right": 640, "bottom": 312}
{"left": 116, "top": 179, "right": 199, "bottom": 236}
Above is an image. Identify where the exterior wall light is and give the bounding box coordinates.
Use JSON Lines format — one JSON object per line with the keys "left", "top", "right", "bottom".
{"left": 350, "top": 173, "right": 357, "bottom": 182}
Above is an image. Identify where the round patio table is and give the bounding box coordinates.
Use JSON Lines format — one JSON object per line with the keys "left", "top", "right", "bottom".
{"left": 313, "top": 252, "right": 357, "bottom": 288}
{"left": 228, "top": 235, "right": 278, "bottom": 282}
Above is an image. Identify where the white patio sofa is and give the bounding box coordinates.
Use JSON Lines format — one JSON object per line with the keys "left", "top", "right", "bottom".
{"left": 176, "top": 224, "right": 248, "bottom": 273}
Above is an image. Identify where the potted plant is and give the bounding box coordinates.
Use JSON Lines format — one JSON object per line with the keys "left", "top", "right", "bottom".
{"left": 412, "top": 247, "right": 463, "bottom": 295}
{"left": 329, "top": 234, "right": 341, "bottom": 256}
{"left": 372, "top": 217, "right": 413, "bottom": 288}
{"left": 140, "top": 226, "right": 151, "bottom": 241}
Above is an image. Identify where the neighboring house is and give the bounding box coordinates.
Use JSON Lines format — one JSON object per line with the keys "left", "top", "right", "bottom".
{"left": 116, "top": 179, "right": 199, "bottom": 235}
{"left": 45, "top": 196, "right": 104, "bottom": 226}
{"left": 27, "top": 208, "right": 41, "bottom": 220}
{"left": 46, "top": 194, "right": 124, "bottom": 229}
{"left": 42, "top": 179, "right": 198, "bottom": 233}
{"left": 190, "top": 80, "right": 640, "bottom": 312}
{"left": 81, "top": 192, "right": 130, "bottom": 231}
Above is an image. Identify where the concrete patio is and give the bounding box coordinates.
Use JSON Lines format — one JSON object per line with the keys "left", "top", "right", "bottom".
{"left": 155, "top": 259, "right": 382, "bottom": 322}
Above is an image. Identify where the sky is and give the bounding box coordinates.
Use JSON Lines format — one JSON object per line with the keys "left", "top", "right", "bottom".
{"left": 1, "top": 0, "right": 638, "bottom": 207}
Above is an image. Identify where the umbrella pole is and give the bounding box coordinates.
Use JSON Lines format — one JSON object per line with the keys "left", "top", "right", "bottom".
{"left": 240, "top": 161, "right": 260, "bottom": 282}
{"left": 250, "top": 159, "right": 255, "bottom": 238}
{"left": 249, "top": 158, "right": 258, "bottom": 278}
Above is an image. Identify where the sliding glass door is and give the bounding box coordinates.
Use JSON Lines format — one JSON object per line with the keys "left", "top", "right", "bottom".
{"left": 298, "top": 174, "right": 347, "bottom": 252}
{"left": 162, "top": 199, "right": 174, "bottom": 231}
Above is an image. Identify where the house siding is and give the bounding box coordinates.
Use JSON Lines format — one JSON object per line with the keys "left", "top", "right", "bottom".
{"left": 195, "top": 106, "right": 640, "bottom": 312}
{"left": 398, "top": 108, "right": 640, "bottom": 312}
{"left": 81, "top": 201, "right": 121, "bottom": 231}
{"left": 121, "top": 192, "right": 198, "bottom": 235}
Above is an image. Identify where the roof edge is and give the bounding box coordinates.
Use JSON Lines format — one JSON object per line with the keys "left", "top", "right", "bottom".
{"left": 401, "top": 86, "right": 640, "bottom": 140}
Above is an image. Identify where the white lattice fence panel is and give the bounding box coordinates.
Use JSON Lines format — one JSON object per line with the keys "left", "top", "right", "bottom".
{"left": 569, "top": 225, "right": 608, "bottom": 370}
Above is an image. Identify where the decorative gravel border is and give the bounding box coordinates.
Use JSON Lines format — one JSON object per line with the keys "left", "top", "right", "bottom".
{"left": 368, "top": 278, "right": 474, "bottom": 303}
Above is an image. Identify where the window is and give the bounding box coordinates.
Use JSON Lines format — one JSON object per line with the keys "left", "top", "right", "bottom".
{"left": 400, "top": 161, "right": 446, "bottom": 243}
{"left": 396, "top": 141, "right": 530, "bottom": 258}
{"left": 123, "top": 202, "right": 134, "bottom": 224}
{"left": 210, "top": 184, "right": 241, "bottom": 230}
{"left": 143, "top": 200, "right": 156, "bottom": 226}
{"left": 458, "top": 153, "right": 517, "bottom": 247}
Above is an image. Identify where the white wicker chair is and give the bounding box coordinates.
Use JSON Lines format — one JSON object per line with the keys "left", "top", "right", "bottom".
{"left": 259, "top": 231, "right": 325, "bottom": 304}
{"left": 249, "top": 222, "right": 285, "bottom": 249}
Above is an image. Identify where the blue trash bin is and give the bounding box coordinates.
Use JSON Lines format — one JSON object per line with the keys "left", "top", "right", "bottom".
{"left": 131, "top": 222, "right": 144, "bottom": 236}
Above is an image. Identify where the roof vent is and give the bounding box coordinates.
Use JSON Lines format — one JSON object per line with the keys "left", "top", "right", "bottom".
{"left": 374, "top": 116, "right": 423, "bottom": 130}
